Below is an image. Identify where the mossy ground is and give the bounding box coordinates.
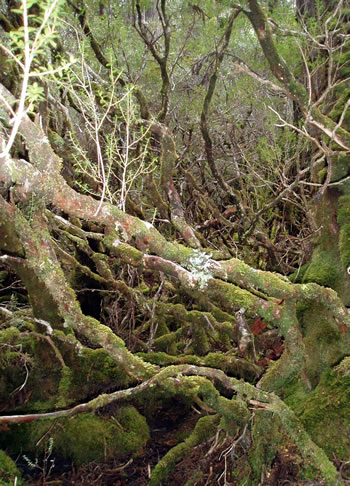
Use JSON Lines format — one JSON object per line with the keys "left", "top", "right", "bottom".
{"left": 1, "top": 407, "right": 149, "bottom": 467}
{"left": 0, "top": 450, "right": 23, "bottom": 486}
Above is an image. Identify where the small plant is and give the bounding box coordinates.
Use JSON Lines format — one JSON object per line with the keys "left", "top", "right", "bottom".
{"left": 65, "top": 66, "right": 155, "bottom": 214}
{"left": 0, "top": 0, "right": 74, "bottom": 157}
{"left": 23, "top": 436, "right": 55, "bottom": 484}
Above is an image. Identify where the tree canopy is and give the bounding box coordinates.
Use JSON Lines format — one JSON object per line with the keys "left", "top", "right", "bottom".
{"left": 0, "top": 0, "right": 350, "bottom": 484}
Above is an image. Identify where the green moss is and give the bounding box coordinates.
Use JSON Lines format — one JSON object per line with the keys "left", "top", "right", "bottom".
{"left": 137, "top": 280, "right": 151, "bottom": 295}
{"left": 0, "top": 271, "right": 8, "bottom": 284}
{"left": 217, "top": 320, "right": 234, "bottom": 346}
{"left": 0, "top": 325, "right": 131, "bottom": 414}
{"left": 157, "top": 302, "right": 188, "bottom": 322}
{"left": 248, "top": 411, "right": 282, "bottom": 481}
{"left": 297, "top": 303, "right": 346, "bottom": 385}
{"left": 104, "top": 233, "right": 143, "bottom": 266}
{"left": 0, "top": 326, "right": 21, "bottom": 343}
{"left": 114, "top": 406, "right": 150, "bottom": 456}
{"left": 331, "top": 153, "right": 350, "bottom": 182}
{"left": 289, "top": 262, "right": 310, "bottom": 283}
{"left": 335, "top": 356, "right": 350, "bottom": 377}
{"left": 56, "top": 366, "right": 74, "bottom": 408}
{"left": 317, "top": 166, "right": 327, "bottom": 183}
{"left": 137, "top": 351, "right": 176, "bottom": 366}
{"left": 155, "top": 319, "right": 170, "bottom": 336}
{"left": 69, "top": 346, "right": 128, "bottom": 393}
{"left": 292, "top": 369, "right": 350, "bottom": 459}
{"left": 0, "top": 216, "right": 24, "bottom": 256}
{"left": 302, "top": 248, "right": 342, "bottom": 289}
{"left": 191, "top": 322, "right": 209, "bottom": 356}
{"left": 218, "top": 396, "right": 249, "bottom": 431}
{"left": 185, "top": 471, "right": 203, "bottom": 485}
{"left": 337, "top": 196, "right": 350, "bottom": 225}
{"left": 0, "top": 450, "right": 23, "bottom": 486}
{"left": 206, "top": 279, "right": 257, "bottom": 317}
{"left": 284, "top": 379, "right": 310, "bottom": 411}
{"left": 153, "top": 332, "right": 177, "bottom": 354}
{"left": 1, "top": 408, "right": 149, "bottom": 466}
{"left": 0, "top": 328, "right": 34, "bottom": 406}
{"left": 339, "top": 223, "right": 350, "bottom": 268}
{"left": 137, "top": 351, "right": 261, "bottom": 382}
{"left": 204, "top": 352, "right": 230, "bottom": 369}
{"left": 288, "top": 78, "right": 307, "bottom": 103}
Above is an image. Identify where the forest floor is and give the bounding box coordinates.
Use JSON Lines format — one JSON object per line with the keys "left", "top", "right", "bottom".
{"left": 18, "top": 407, "right": 350, "bottom": 486}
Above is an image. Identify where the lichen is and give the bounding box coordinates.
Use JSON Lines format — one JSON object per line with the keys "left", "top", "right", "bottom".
{"left": 186, "top": 250, "right": 214, "bottom": 289}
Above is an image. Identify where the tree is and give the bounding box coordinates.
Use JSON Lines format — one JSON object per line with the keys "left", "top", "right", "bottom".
{"left": 0, "top": 1, "right": 349, "bottom": 485}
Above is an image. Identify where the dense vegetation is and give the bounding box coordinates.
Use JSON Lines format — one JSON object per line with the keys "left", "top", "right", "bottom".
{"left": 0, "top": 0, "right": 349, "bottom": 484}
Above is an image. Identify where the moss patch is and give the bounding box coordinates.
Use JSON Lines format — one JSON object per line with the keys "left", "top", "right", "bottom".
{"left": 290, "top": 369, "right": 350, "bottom": 460}
{"left": 1, "top": 407, "right": 150, "bottom": 466}
{"left": 0, "top": 450, "right": 23, "bottom": 486}
{"left": 302, "top": 248, "right": 342, "bottom": 289}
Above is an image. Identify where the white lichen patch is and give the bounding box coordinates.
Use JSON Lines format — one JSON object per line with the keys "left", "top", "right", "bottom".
{"left": 23, "top": 178, "right": 30, "bottom": 192}
{"left": 54, "top": 215, "right": 69, "bottom": 225}
{"left": 34, "top": 318, "right": 53, "bottom": 335}
{"left": 113, "top": 238, "right": 121, "bottom": 247}
{"left": 5, "top": 158, "right": 17, "bottom": 174}
{"left": 19, "top": 158, "right": 32, "bottom": 167}
{"left": 184, "top": 271, "right": 198, "bottom": 288}
{"left": 143, "top": 221, "right": 154, "bottom": 229}
{"left": 186, "top": 250, "right": 214, "bottom": 289}
{"left": 76, "top": 341, "right": 83, "bottom": 356}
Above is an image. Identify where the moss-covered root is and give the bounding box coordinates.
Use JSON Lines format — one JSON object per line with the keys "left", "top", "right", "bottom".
{"left": 149, "top": 371, "right": 250, "bottom": 485}
{"left": 260, "top": 303, "right": 306, "bottom": 392}
{"left": 149, "top": 414, "right": 219, "bottom": 486}
{"left": 138, "top": 351, "right": 261, "bottom": 382}
{"left": 2, "top": 203, "right": 156, "bottom": 381}
{"left": 267, "top": 394, "right": 342, "bottom": 486}
{"left": 180, "top": 367, "right": 342, "bottom": 485}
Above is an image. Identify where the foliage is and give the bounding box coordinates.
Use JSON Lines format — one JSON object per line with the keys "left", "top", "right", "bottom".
{"left": 0, "top": 0, "right": 349, "bottom": 484}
